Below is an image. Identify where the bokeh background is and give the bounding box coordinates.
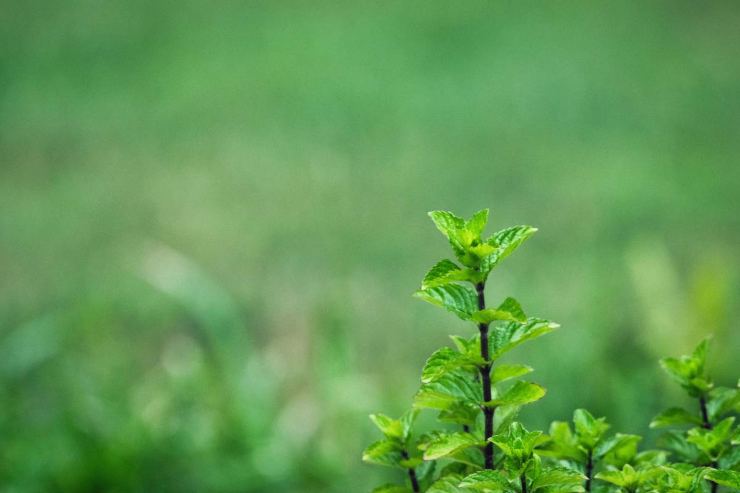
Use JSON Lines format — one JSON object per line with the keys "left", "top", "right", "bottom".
{"left": 1, "top": 1, "right": 739, "bottom": 491}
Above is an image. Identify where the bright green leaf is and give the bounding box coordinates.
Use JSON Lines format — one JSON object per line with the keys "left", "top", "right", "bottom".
{"left": 649, "top": 407, "right": 703, "bottom": 428}
{"left": 421, "top": 259, "right": 469, "bottom": 289}
{"left": 428, "top": 211, "right": 465, "bottom": 239}
{"left": 414, "top": 284, "right": 478, "bottom": 321}
{"left": 423, "top": 432, "right": 484, "bottom": 460}
{"left": 489, "top": 318, "right": 559, "bottom": 359}
{"left": 458, "top": 470, "right": 512, "bottom": 491}
{"left": 573, "top": 409, "right": 609, "bottom": 449}
{"left": 472, "top": 297, "right": 527, "bottom": 324}
{"left": 370, "top": 414, "right": 404, "bottom": 439}
{"left": 657, "top": 430, "right": 704, "bottom": 464}
{"left": 414, "top": 370, "right": 482, "bottom": 411}
{"left": 480, "top": 225, "right": 538, "bottom": 274}
{"left": 706, "top": 468, "right": 740, "bottom": 489}
{"left": 426, "top": 474, "right": 467, "bottom": 493}
{"left": 465, "top": 209, "right": 489, "bottom": 237}
{"left": 594, "top": 433, "right": 642, "bottom": 462}
{"left": 490, "top": 422, "right": 542, "bottom": 461}
{"left": 537, "top": 421, "right": 585, "bottom": 462}
{"left": 421, "top": 348, "right": 476, "bottom": 384}
{"left": 489, "top": 381, "right": 546, "bottom": 407}
{"left": 707, "top": 386, "right": 740, "bottom": 421}
{"left": 659, "top": 338, "right": 713, "bottom": 396}
{"left": 362, "top": 439, "right": 404, "bottom": 468}
{"left": 531, "top": 466, "right": 586, "bottom": 492}
{"left": 491, "top": 364, "right": 533, "bottom": 384}
{"left": 687, "top": 417, "right": 735, "bottom": 457}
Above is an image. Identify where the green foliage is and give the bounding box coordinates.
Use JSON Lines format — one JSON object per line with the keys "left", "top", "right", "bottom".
{"left": 488, "top": 319, "right": 560, "bottom": 359}
{"left": 594, "top": 463, "right": 662, "bottom": 491}
{"left": 705, "top": 469, "right": 740, "bottom": 490}
{"left": 414, "top": 284, "right": 479, "bottom": 321}
{"left": 365, "top": 210, "right": 738, "bottom": 493}
{"left": 363, "top": 410, "right": 421, "bottom": 470}
{"left": 651, "top": 338, "right": 739, "bottom": 492}
{"left": 423, "top": 432, "right": 484, "bottom": 461}
{"left": 659, "top": 338, "right": 712, "bottom": 397}
{"left": 489, "top": 381, "right": 546, "bottom": 407}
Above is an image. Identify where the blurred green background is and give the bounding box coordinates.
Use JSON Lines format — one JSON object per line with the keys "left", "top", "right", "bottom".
{"left": 1, "top": 1, "right": 739, "bottom": 491}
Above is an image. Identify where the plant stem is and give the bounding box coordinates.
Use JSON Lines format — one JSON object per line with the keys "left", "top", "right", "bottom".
{"left": 401, "top": 450, "right": 420, "bottom": 492}
{"left": 476, "top": 281, "right": 495, "bottom": 469}
{"left": 699, "top": 395, "right": 712, "bottom": 430}
{"left": 699, "top": 395, "right": 718, "bottom": 493}
{"left": 520, "top": 474, "right": 528, "bottom": 493}
{"left": 584, "top": 449, "right": 593, "bottom": 492}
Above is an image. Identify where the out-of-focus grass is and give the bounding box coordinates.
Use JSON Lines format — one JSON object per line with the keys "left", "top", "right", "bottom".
{"left": 1, "top": 1, "right": 739, "bottom": 491}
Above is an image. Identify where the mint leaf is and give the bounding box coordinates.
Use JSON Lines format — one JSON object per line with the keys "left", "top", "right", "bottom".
{"left": 573, "top": 409, "right": 609, "bottom": 449}
{"left": 370, "top": 413, "right": 404, "bottom": 440}
{"left": 649, "top": 407, "right": 703, "bottom": 428}
{"left": 489, "top": 381, "right": 546, "bottom": 407}
{"left": 480, "top": 225, "right": 537, "bottom": 274}
{"left": 426, "top": 474, "right": 466, "bottom": 493}
{"left": 657, "top": 430, "right": 704, "bottom": 464}
{"left": 594, "top": 464, "right": 662, "bottom": 490}
{"left": 489, "top": 318, "right": 559, "bottom": 359}
{"left": 706, "top": 468, "right": 740, "bottom": 489}
{"left": 594, "top": 433, "right": 642, "bottom": 461}
{"left": 531, "top": 467, "right": 586, "bottom": 492}
{"left": 538, "top": 421, "right": 585, "bottom": 462}
{"left": 421, "top": 259, "right": 469, "bottom": 289}
{"left": 472, "top": 297, "right": 527, "bottom": 324}
{"left": 707, "top": 386, "right": 740, "bottom": 422}
{"left": 428, "top": 211, "right": 468, "bottom": 260}
{"left": 369, "top": 410, "right": 417, "bottom": 442}
{"left": 414, "top": 370, "right": 482, "bottom": 411}
{"left": 465, "top": 209, "right": 489, "bottom": 237}
{"left": 428, "top": 210, "right": 465, "bottom": 238}
{"left": 687, "top": 417, "right": 735, "bottom": 457}
{"left": 422, "top": 432, "right": 484, "bottom": 460}
{"left": 659, "top": 338, "right": 714, "bottom": 396}
{"left": 458, "top": 470, "right": 511, "bottom": 491}
{"left": 437, "top": 401, "right": 481, "bottom": 427}
{"left": 421, "top": 347, "right": 477, "bottom": 384}
{"left": 362, "top": 439, "right": 404, "bottom": 468}
{"left": 490, "top": 422, "right": 543, "bottom": 459}
{"left": 491, "top": 363, "right": 533, "bottom": 384}
{"left": 414, "top": 284, "right": 478, "bottom": 321}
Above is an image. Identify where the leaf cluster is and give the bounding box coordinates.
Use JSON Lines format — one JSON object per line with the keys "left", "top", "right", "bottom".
{"left": 364, "top": 210, "right": 738, "bottom": 493}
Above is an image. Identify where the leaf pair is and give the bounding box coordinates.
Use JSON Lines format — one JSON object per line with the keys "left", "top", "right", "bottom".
{"left": 651, "top": 386, "right": 740, "bottom": 429}
{"left": 427, "top": 209, "right": 537, "bottom": 278}
{"left": 539, "top": 409, "right": 636, "bottom": 464}
{"left": 458, "top": 423, "right": 586, "bottom": 492}
{"left": 659, "top": 338, "right": 713, "bottom": 397}
{"left": 421, "top": 341, "right": 534, "bottom": 385}
{"left": 363, "top": 411, "right": 418, "bottom": 469}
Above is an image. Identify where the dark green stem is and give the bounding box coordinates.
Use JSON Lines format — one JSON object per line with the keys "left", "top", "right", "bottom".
{"left": 520, "top": 474, "right": 528, "bottom": 493}
{"left": 699, "top": 395, "right": 712, "bottom": 430}
{"left": 401, "top": 450, "right": 420, "bottom": 492}
{"left": 699, "top": 395, "right": 718, "bottom": 493}
{"left": 585, "top": 449, "right": 593, "bottom": 492}
{"left": 476, "top": 281, "right": 495, "bottom": 469}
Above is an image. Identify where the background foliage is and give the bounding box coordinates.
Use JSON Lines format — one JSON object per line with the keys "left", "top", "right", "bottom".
{"left": 1, "top": 1, "right": 739, "bottom": 491}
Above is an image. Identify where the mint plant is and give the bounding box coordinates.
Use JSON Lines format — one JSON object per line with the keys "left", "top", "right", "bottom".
{"left": 363, "top": 209, "right": 739, "bottom": 493}
{"left": 650, "top": 339, "right": 740, "bottom": 492}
